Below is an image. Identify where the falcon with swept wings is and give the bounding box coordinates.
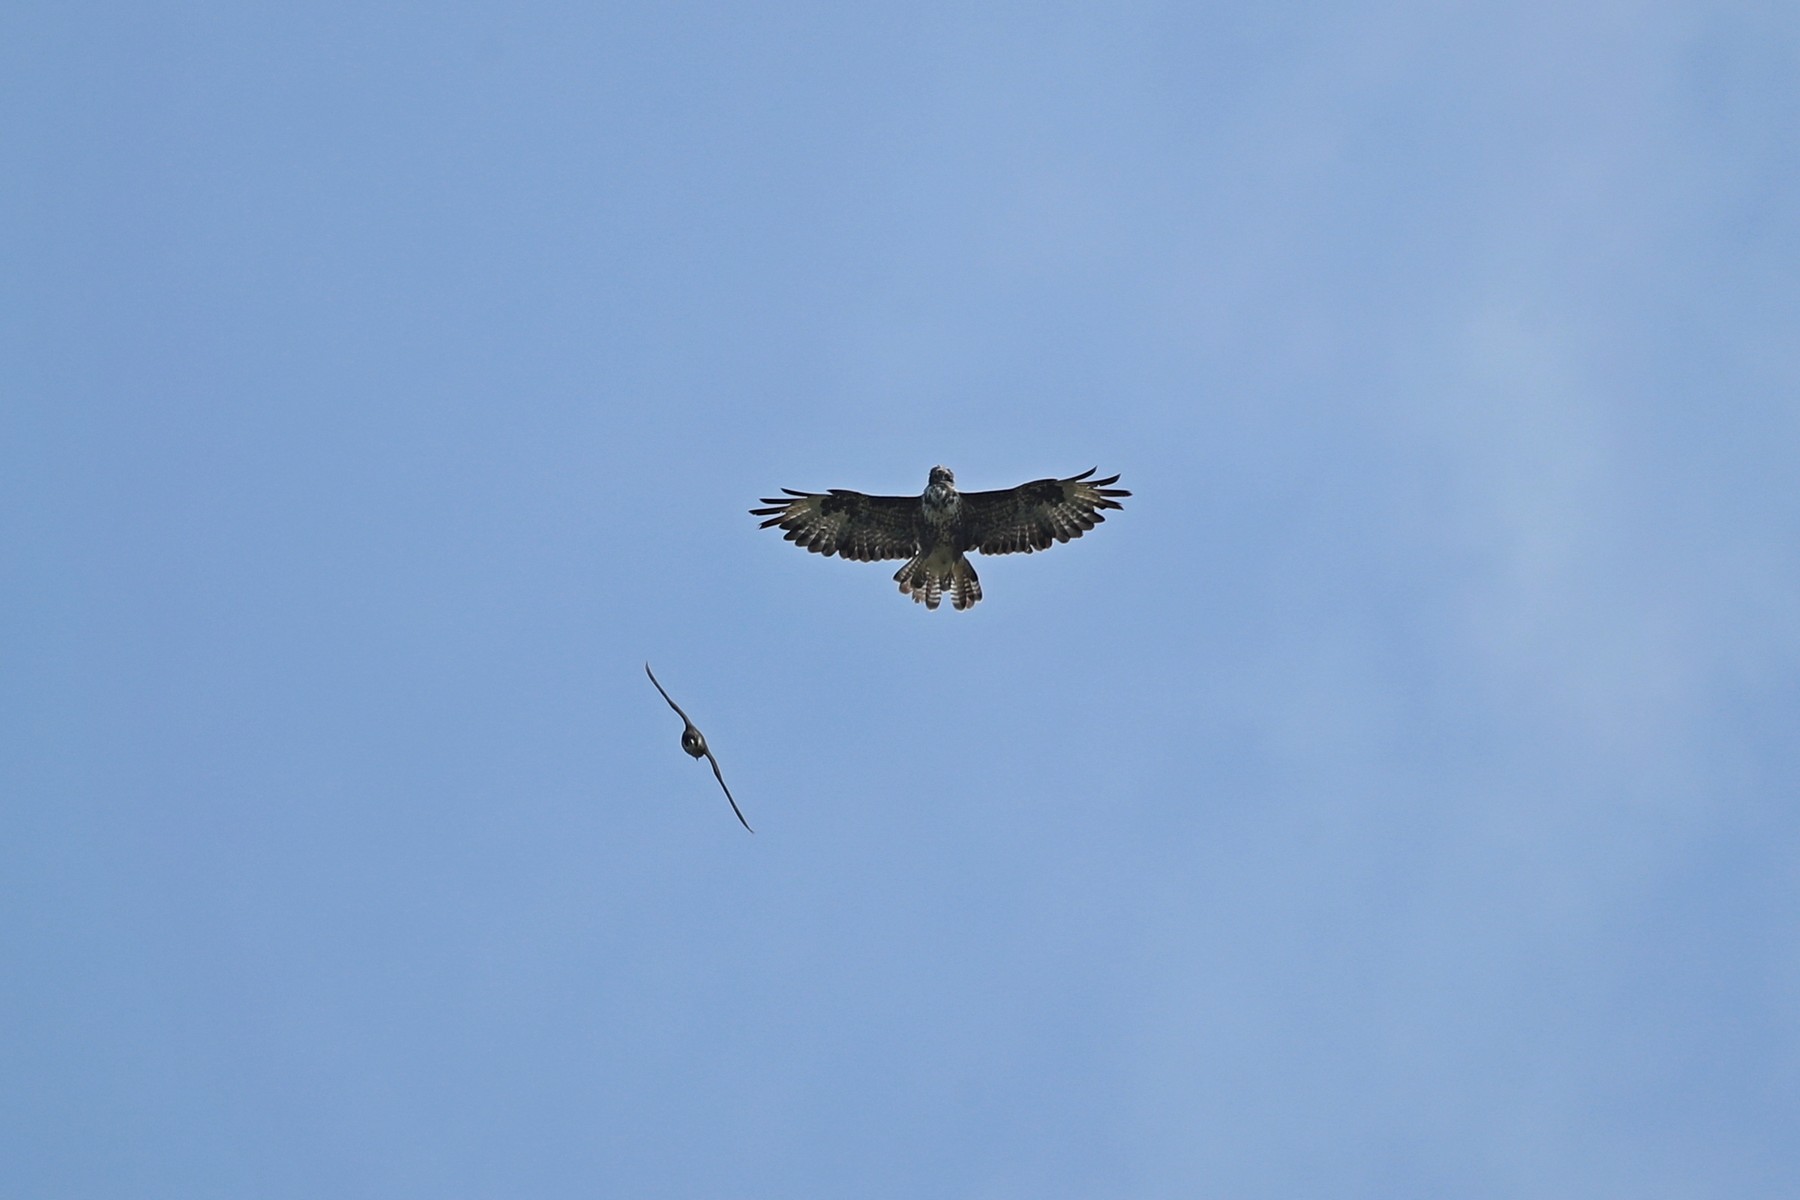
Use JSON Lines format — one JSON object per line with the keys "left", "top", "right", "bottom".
{"left": 645, "top": 663, "right": 752, "bottom": 833}
{"left": 751, "top": 466, "right": 1128, "bottom": 611}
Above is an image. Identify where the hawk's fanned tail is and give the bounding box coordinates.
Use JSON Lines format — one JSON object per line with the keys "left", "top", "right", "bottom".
{"left": 893, "top": 551, "right": 983, "bottom": 611}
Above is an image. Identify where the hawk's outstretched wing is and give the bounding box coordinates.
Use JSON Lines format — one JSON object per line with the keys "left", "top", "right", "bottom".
{"left": 750, "top": 489, "right": 920, "bottom": 561}
{"left": 960, "top": 468, "right": 1130, "bottom": 556}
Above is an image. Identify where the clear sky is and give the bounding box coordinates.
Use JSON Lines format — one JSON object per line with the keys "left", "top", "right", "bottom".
{"left": 5, "top": 3, "right": 1798, "bottom": 1196}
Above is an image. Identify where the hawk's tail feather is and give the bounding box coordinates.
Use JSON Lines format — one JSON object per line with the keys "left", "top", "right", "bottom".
{"left": 893, "top": 554, "right": 981, "bottom": 612}
{"left": 894, "top": 555, "right": 941, "bottom": 610}
{"left": 951, "top": 556, "right": 981, "bottom": 611}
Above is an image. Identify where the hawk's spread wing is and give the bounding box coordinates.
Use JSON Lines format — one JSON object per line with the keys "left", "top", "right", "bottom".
{"left": 961, "top": 468, "right": 1130, "bottom": 556}
{"left": 750, "top": 489, "right": 920, "bottom": 561}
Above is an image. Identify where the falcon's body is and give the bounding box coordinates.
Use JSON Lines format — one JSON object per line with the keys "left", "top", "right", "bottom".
{"left": 752, "top": 466, "right": 1128, "bottom": 610}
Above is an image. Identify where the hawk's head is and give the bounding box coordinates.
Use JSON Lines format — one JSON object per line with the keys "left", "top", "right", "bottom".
{"left": 928, "top": 465, "right": 955, "bottom": 488}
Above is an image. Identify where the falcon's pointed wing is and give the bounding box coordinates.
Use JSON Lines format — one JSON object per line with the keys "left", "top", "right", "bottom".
{"left": 961, "top": 468, "right": 1130, "bottom": 556}
{"left": 703, "top": 750, "right": 753, "bottom": 833}
{"left": 644, "top": 662, "right": 693, "bottom": 726}
{"left": 750, "top": 488, "right": 920, "bottom": 561}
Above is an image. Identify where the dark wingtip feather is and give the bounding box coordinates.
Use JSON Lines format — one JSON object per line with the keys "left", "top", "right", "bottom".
{"left": 752, "top": 489, "right": 815, "bottom": 509}
{"left": 1079, "top": 470, "right": 1127, "bottom": 510}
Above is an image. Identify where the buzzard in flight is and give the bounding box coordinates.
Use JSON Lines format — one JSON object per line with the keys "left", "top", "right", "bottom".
{"left": 752, "top": 466, "right": 1128, "bottom": 611}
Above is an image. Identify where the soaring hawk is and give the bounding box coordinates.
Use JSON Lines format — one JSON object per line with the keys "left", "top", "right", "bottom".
{"left": 751, "top": 466, "right": 1128, "bottom": 611}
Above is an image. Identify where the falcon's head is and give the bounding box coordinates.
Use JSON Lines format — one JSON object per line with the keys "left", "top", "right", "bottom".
{"left": 928, "top": 465, "right": 955, "bottom": 487}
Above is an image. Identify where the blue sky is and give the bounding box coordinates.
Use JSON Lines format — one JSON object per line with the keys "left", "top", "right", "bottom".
{"left": 5, "top": 2, "right": 1798, "bottom": 1196}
